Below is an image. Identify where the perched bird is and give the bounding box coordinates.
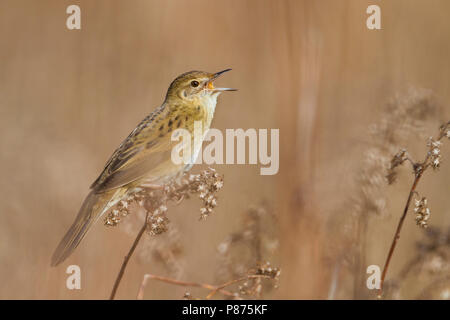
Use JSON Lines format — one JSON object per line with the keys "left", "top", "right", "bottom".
{"left": 51, "top": 69, "right": 235, "bottom": 266}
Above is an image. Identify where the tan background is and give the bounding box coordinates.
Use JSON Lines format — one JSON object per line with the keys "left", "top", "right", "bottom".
{"left": 0, "top": 0, "right": 449, "bottom": 299}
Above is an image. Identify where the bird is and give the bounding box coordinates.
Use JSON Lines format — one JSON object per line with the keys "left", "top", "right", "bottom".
{"left": 51, "top": 69, "right": 236, "bottom": 266}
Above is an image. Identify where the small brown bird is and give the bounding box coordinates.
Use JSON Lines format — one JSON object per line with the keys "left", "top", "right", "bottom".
{"left": 51, "top": 69, "right": 235, "bottom": 266}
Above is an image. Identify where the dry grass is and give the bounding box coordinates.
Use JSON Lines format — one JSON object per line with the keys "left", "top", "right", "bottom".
{"left": 326, "top": 89, "right": 449, "bottom": 299}
{"left": 107, "top": 169, "right": 225, "bottom": 299}
{"left": 105, "top": 169, "right": 279, "bottom": 300}
{"left": 379, "top": 120, "right": 450, "bottom": 296}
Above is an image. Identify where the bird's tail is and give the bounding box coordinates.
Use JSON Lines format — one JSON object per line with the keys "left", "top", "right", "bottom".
{"left": 51, "top": 189, "right": 122, "bottom": 266}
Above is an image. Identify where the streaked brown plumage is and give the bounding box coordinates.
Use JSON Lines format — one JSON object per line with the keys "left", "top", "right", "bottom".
{"left": 51, "top": 69, "right": 235, "bottom": 266}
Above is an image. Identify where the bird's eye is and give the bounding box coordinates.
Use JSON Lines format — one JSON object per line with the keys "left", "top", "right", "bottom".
{"left": 190, "top": 80, "right": 199, "bottom": 87}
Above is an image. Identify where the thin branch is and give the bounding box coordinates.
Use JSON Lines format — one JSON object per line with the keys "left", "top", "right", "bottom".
{"left": 110, "top": 212, "right": 149, "bottom": 300}
{"left": 379, "top": 121, "right": 449, "bottom": 297}
{"left": 136, "top": 274, "right": 236, "bottom": 299}
{"left": 206, "top": 275, "right": 272, "bottom": 299}
{"left": 107, "top": 169, "right": 224, "bottom": 299}
{"left": 136, "top": 272, "right": 273, "bottom": 300}
{"left": 379, "top": 171, "right": 422, "bottom": 297}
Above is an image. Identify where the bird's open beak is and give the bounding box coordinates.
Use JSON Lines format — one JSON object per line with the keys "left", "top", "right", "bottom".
{"left": 208, "top": 69, "right": 237, "bottom": 92}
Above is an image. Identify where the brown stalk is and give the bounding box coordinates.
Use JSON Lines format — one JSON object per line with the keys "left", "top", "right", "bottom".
{"left": 136, "top": 274, "right": 236, "bottom": 299}
{"left": 110, "top": 212, "right": 149, "bottom": 300}
{"left": 205, "top": 275, "right": 272, "bottom": 299}
{"left": 379, "top": 121, "right": 449, "bottom": 297}
{"left": 378, "top": 170, "right": 422, "bottom": 297}
{"left": 136, "top": 273, "right": 273, "bottom": 300}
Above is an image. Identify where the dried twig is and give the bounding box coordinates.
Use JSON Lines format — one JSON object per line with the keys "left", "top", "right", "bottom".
{"left": 136, "top": 205, "right": 281, "bottom": 301}
{"left": 136, "top": 274, "right": 236, "bottom": 299}
{"left": 106, "top": 169, "right": 224, "bottom": 299}
{"left": 110, "top": 212, "right": 149, "bottom": 300}
{"left": 205, "top": 275, "right": 273, "bottom": 299}
{"left": 136, "top": 272, "right": 276, "bottom": 300}
{"left": 379, "top": 121, "right": 450, "bottom": 296}
{"left": 379, "top": 172, "right": 422, "bottom": 297}
{"left": 326, "top": 88, "right": 441, "bottom": 299}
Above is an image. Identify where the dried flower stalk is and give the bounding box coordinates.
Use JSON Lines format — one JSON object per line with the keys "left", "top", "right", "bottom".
{"left": 135, "top": 204, "right": 280, "bottom": 300}
{"left": 108, "top": 168, "right": 224, "bottom": 299}
{"left": 379, "top": 121, "right": 450, "bottom": 297}
{"left": 327, "top": 88, "right": 441, "bottom": 299}
{"left": 136, "top": 262, "right": 280, "bottom": 300}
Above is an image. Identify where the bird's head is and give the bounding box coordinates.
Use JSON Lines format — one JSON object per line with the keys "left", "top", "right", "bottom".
{"left": 165, "top": 69, "right": 236, "bottom": 104}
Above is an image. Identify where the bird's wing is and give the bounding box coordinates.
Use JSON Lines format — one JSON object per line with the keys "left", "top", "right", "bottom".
{"left": 91, "top": 107, "right": 185, "bottom": 193}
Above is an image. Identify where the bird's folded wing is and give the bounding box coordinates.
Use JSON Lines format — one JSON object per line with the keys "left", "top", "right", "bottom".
{"left": 90, "top": 122, "right": 180, "bottom": 193}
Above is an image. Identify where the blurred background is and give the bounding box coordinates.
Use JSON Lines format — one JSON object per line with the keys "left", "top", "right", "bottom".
{"left": 0, "top": 0, "right": 449, "bottom": 299}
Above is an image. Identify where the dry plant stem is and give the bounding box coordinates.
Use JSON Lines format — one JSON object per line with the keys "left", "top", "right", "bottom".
{"left": 110, "top": 212, "right": 149, "bottom": 300}
{"left": 206, "top": 275, "right": 272, "bottom": 299}
{"left": 136, "top": 273, "right": 272, "bottom": 300}
{"left": 136, "top": 274, "right": 236, "bottom": 299}
{"left": 379, "top": 171, "right": 422, "bottom": 297}
{"left": 379, "top": 121, "right": 450, "bottom": 296}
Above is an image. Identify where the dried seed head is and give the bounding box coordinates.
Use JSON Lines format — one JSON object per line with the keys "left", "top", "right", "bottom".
{"left": 146, "top": 213, "right": 169, "bottom": 236}
{"left": 414, "top": 196, "right": 431, "bottom": 228}
{"left": 104, "top": 169, "right": 224, "bottom": 226}
{"left": 183, "top": 292, "right": 193, "bottom": 300}
{"left": 427, "top": 138, "right": 443, "bottom": 171}
{"left": 386, "top": 149, "right": 407, "bottom": 185}
{"left": 253, "top": 261, "right": 281, "bottom": 280}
